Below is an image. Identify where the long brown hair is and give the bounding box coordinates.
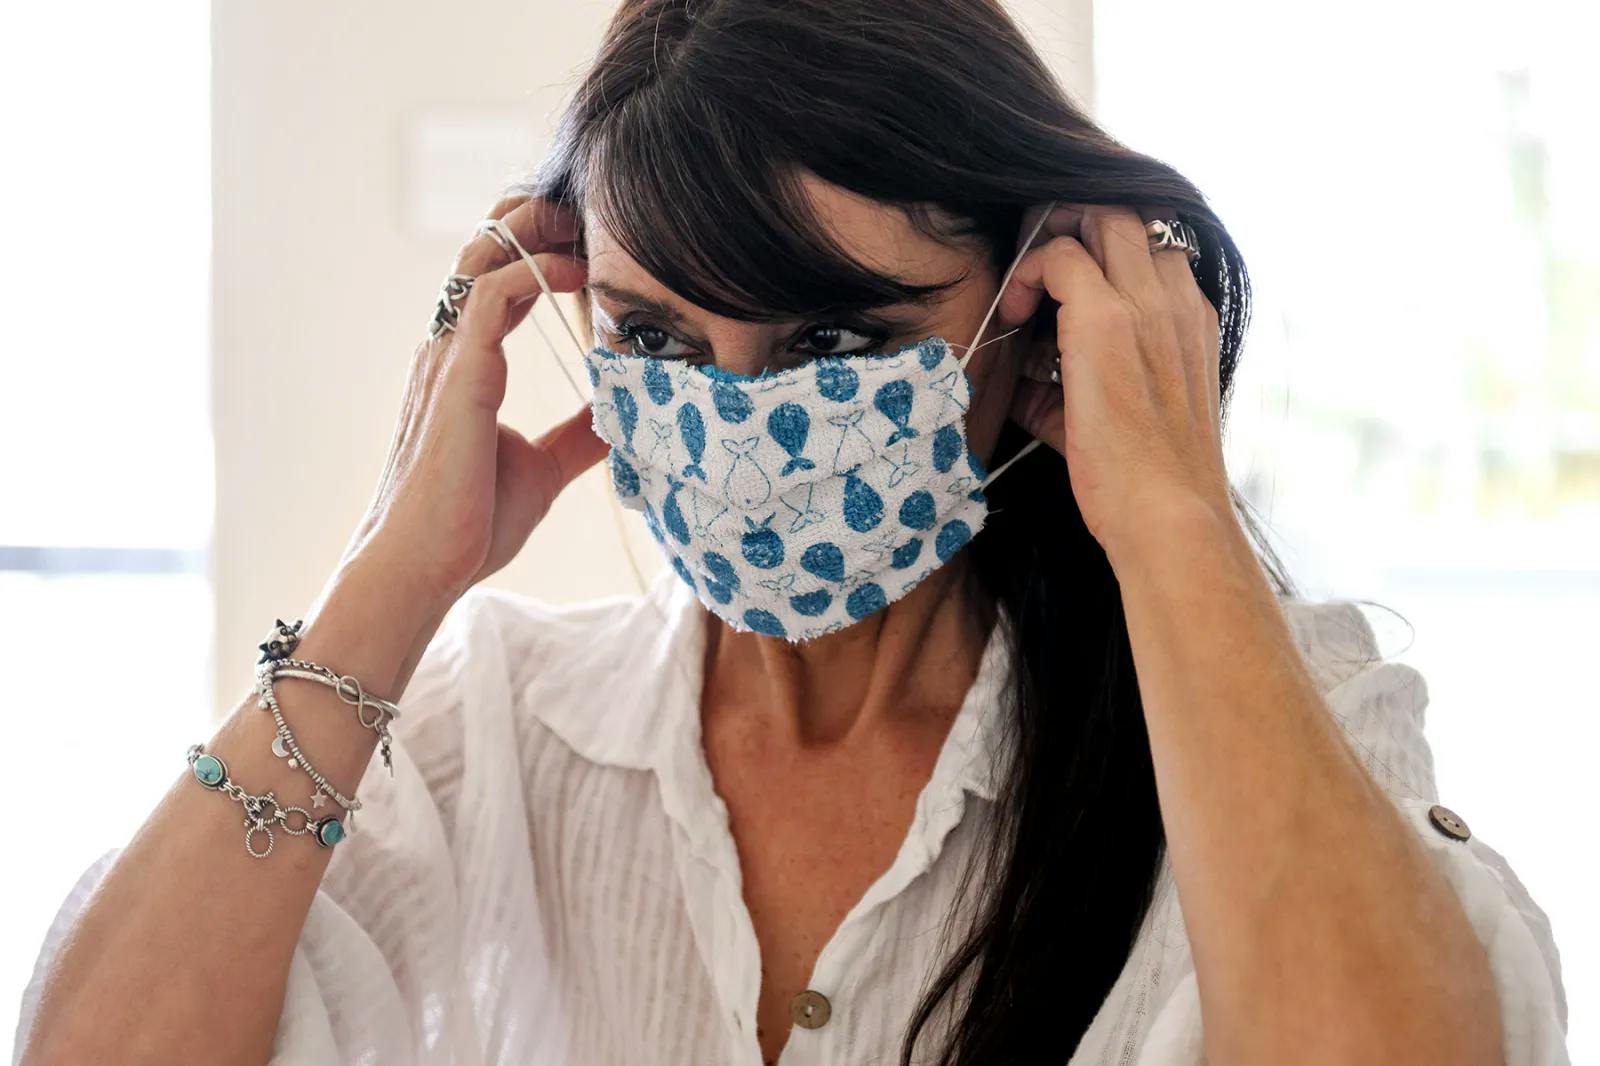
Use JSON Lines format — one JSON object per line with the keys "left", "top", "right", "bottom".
{"left": 516, "top": 1, "right": 1302, "bottom": 1060}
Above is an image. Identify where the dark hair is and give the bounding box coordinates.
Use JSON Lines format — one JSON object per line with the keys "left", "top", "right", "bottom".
{"left": 518, "top": 1, "right": 1306, "bottom": 1061}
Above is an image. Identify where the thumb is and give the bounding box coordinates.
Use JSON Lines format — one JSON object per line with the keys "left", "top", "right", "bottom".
{"left": 496, "top": 405, "right": 609, "bottom": 533}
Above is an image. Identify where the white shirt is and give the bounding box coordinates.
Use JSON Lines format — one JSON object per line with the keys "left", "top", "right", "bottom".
{"left": 15, "top": 570, "right": 1571, "bottom": 1064}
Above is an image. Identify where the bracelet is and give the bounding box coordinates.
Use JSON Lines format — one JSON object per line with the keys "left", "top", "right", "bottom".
{"left": 263, "top": 657, "right": 399, "bottom": 775}
{"left": 251, "top": 616, "right": 405, "bottom": 837}
{"left": 186, "top": 742, "right": 347, "bottom": 857}
{"left": 257, "top": 617, "right": 401, "bottom": 760}
{"left": 255, "top": 663, "right": 365, "bottom": 832}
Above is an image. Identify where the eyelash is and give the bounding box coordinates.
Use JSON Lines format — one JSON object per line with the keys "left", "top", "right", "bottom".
{"left": 610, "top": 317, "right": 894, "bottom": 361}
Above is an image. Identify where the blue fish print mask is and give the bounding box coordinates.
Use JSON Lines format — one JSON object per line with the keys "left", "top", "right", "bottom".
{"left": 586, "top": 327, "right": 1041, "bottom": 642}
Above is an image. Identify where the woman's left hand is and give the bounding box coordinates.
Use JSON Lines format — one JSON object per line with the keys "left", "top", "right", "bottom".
{"left": 999, "top": 203, "right": 1231, "bottom": 561}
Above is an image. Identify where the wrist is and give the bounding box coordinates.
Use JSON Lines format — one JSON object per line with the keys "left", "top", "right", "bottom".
{"left": 1102, "top": 492, "right": 1253, "bottom": 584}
{"left": 295, "top": 554, "right": 456, "bottom": 701}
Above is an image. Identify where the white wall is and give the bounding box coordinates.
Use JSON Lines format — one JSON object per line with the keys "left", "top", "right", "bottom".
{"left": 208, "top": 0, "right": 1094, "bottom": 710}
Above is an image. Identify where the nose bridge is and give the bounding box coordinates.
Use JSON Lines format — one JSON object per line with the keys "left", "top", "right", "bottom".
{"left": 706, "top": 320, "right": 781, "bottom": 378}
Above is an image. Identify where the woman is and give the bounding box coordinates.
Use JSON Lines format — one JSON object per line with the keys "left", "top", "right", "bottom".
{"left": 14, "top": 0, "right": 1568, "bottom": 1064}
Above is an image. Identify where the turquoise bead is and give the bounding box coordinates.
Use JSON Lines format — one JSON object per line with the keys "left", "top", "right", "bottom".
{"left": 316, "top": 817, "right": 345, "bottom": 847}
{"left": 193, "top": 754, "right": 225, "bottom": 787}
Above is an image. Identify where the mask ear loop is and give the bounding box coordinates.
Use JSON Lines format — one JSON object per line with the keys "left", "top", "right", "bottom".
{"left": 482, "top": 217, "right": 655, "bottom": 601}
{"left": 481, "top": 218, "right": 590, "bottom": 403}
{"left": 957, "top": 199, "right": 1057, "bottom": 373}
{"left": 950, "top": 327, "right": 1021, "bottom": 361}
{"left": 955, "top": 199, "right": 1060, "bottom": 488}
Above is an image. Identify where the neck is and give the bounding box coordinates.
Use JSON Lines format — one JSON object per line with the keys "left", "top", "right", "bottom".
{"left": 703, "top": 556, "right": 997, "bottom": 746}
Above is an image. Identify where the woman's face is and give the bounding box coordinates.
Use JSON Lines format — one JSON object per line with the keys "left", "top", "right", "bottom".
{"left": 579, "top": 173, "right": 1037, "bottom": 466}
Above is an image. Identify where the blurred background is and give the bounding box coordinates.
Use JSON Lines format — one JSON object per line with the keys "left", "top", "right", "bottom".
{"left": 1, "top": 0, "right": 1592, "bottom": 1055}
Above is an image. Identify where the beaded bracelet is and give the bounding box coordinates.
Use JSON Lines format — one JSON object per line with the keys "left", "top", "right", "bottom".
{"left": 254, "top": 664, "right": 364, "bottom": 833}
{"left": 186, "top": 742, "right": 346, "bottom": 858}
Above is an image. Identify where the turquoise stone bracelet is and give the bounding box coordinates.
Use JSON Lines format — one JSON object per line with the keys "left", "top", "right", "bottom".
{"left": 186, "top": 743, "right": 346, "bottom": 858}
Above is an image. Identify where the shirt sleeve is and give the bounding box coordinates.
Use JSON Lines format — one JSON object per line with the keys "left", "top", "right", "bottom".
{"left": 1128, "top": 601, "right": 1571, "bottom": 1066}
{"left": 10, "top": 592, "right": 497, "bottom": 1066}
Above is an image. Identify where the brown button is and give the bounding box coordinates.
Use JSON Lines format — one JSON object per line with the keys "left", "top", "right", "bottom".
{"left": 1428, "top": 804, "right": 1471, "bottom": 842}
{"left": 790, "top": 989, "right": 832, "bottom": 1029}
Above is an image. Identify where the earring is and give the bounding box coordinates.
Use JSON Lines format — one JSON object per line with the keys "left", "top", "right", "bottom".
{"left": 1049, "top": 355, "right": 1061, "bottom": 384}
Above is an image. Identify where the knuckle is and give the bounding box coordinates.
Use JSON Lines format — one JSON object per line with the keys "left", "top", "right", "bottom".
{"left": 1045, "top": 232, "right": 1085, "bottom": 256}
{"left": 488, "top": 194, "right": 529, "bottom": 219}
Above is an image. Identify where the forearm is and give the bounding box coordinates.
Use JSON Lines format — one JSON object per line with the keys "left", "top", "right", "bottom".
{"left": 19, "top": 556, "right": 449, "bottom": 1066}
{"left": 1107, "top": 499, "right": 1503, "bottom": 1066}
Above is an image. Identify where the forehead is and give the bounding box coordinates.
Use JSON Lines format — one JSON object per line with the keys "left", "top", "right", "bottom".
{"left": 581, "top": 171, "right": 977, "bottom": 291}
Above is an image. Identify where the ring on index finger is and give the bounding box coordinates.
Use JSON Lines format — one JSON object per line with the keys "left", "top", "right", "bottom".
{"left": 426, "top": 272, "right": 476, "bottom": 341}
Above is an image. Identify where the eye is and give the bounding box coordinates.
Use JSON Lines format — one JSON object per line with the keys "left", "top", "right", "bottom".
{"left": 795, "top": 323, "right": 888, "bottom": 356}
{"left": 614, "top": 321, "right": 696, "bottom": 360}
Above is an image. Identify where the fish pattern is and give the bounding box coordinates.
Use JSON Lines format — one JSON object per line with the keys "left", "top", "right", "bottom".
{"left": 767, "top": 402, "right": 815, "bottom": 476}
{"left": 584, "top": 336, "right": 998, "bottom": 641}
{"left": 676, "top": 403, "right": 707, "bottom": 481}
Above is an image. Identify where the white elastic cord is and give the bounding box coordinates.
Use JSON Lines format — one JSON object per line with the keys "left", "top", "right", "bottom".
{"left": 950, "top": 326, "right": 1020, "bottom": 360}
{"left": 959, "top": 199, "right": 1060, "bottom": 490}
{"left": 958, "top": 198, "right": 1059, "bottom": 371}
{"left": 979, "top": 436, "right": 1045, "bottom": 488}
{"left": 481, "top": 218, "right": 589, "bottom": 403}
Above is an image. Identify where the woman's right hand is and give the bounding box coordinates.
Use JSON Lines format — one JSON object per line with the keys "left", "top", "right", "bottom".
{"left": 345, "top": 194, "right": 607, "bottom": 611}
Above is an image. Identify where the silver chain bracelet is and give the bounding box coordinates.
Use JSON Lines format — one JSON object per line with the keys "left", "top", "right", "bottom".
{"left": 186, "top": 742, "right": 347, "bottom": 858}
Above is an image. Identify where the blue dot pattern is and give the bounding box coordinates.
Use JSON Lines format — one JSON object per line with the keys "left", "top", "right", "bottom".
{"left": 585, "top": 336, "right": 993, "bottom": 641}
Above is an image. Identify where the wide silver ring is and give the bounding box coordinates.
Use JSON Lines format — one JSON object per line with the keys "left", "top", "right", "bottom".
{"left": 427, "top": 272, "right": 476, "bottom": 340}
{"left": 1145, "top": 218, "right": 1201, "bottom": 267}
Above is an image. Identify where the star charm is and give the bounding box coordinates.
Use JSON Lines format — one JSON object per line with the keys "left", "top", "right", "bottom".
{"left": 311, "top": 791, "right": 327, "bottom": 808}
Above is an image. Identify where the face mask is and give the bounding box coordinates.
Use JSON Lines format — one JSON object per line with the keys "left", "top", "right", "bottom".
{"left": 490, "top": 201, "right": 1057, "bottom": 642}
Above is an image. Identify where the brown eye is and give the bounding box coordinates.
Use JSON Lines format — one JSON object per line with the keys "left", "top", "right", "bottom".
{"left": 797, "top": 324, "right": 882, "bottom": 356}
{"left": 616, "top": 322, "right": 694, "bottom": 359}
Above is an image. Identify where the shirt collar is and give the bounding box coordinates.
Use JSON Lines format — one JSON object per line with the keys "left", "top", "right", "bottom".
{"left": 517, "top": 567, "right": 1014, "bottom": 803}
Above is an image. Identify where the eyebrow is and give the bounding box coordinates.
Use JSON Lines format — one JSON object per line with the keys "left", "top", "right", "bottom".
{"left": 585, "top": 282, "right": 693, "bottom": 327}
{"left": 585, "top": 279, "right": 945, "bottom": 324}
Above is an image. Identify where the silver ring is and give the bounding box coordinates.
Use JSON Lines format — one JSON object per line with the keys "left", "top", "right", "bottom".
{"left": 427, "top": 272, "right": 476, "bottom": 341}
{"left": 1145, "top": 218, "right": 1201, "bottom": 267}
{"left": 476, "top": 218, "right": 517, "bottom": 259}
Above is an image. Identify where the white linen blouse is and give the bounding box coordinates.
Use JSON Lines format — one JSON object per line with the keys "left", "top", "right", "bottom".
{"left": 14, "top": 569, "right": 1571, "bottom": 1065}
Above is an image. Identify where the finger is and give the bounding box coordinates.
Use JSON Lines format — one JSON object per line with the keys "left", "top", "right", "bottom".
{"left": 1148, "top": 241, "right": 1210, "bottom": 405}
{"left": 454, "top": 252, "right": 587, "bottom": 351}
{"left": 532, "top": 404, "right": 609, "bottom": 492}
{"left": 452, "top": 195, "right": 581, "bottom": 279}
{"left": 996, "top": 234, "right": 1119, "bottom": 343}
{"left": 1035, "top": 203, "right": 1086, "bottom": 243}
{"left": 489, "top": 406, "right": 608, "bottom": 561}
{"left": 1199, "top": 294, "right": 1222, "bottom": 426}
{"left": 1078, "top": 205, "right": 1164, "bottom": 308}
